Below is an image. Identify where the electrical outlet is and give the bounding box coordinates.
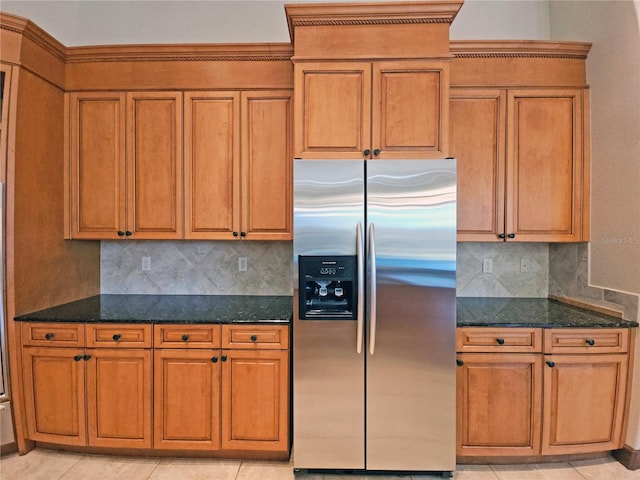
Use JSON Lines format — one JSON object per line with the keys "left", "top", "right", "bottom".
{"left": 482, "top": 258, "right": 493, "bottom": 274}
{"left": 520, "top": 258, "right": 531, "bottom": 273}
{"left": 141, "top": 256, "right": 151, "bottom": 271}
{"left": 238, "top": 257, "right": 247, "bottom": 272}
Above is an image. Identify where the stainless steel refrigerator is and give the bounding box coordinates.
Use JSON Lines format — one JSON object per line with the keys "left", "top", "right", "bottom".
{"left": 293, "top": 159, "right": 457, "bottom": 476}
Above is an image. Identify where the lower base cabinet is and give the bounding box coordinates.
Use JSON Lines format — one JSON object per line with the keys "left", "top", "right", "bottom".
{"left": 456, "top": 327, "right": 633, "bottom": 458}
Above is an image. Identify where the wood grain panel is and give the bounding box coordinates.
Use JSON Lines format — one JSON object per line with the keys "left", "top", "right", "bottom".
{"left": 241, "top": 91, "right": 292, "bottom": 240}
{"left": 86, "top": 324, "right": 152, "bottom": 348}
{"left": 154, "top": 325, "right": 221, "bottom": 349}
{"left": 544, "top": 328, "right": 628, "bottom": 354}
{"left": 222, "top": 325, "right": 289, "bottom": 350}
{"left": 457, "top": 327, "right": 542, "bottom": 353}
{"left": 450, "top": 89, "right": 506, "bottom": 241}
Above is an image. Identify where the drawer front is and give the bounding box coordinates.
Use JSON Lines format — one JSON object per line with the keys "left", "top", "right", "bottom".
{"left": 457, "top": 327, "right": 542, "bottom": 353}
{"left": 222, "top": 325, "right": 289, "bottom": 349}
{"left": 22, "top": 322, "right": 85, "bottom": 347}
{"left": 86, "top": 324, "right": 152, "bottom": 348}
{"left": 544, "top": 328, "right": 628, "bottom": 354}
{"left": 154, "top": 325, "right": 221, "bottom": 348}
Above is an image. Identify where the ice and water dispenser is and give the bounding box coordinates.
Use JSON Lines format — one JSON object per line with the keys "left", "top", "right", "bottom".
{"left": 298, "top": 256, "right": 358, "bottom": 320}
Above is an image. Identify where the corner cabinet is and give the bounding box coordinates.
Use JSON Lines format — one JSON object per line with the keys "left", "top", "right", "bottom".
{"left": 66, "top": 91, "right": 183, "bottom": 240}
{"left": 184, "top": 90, "right": 292, "bottom": 240}
{"left": 451, "top": 88, "right": 589, "bottom": 242}
{"left": 294, "top": 61, "right": 449, "bottom": 160}
{"left": 456, "top": 326, "right": 634, "bottom": 458}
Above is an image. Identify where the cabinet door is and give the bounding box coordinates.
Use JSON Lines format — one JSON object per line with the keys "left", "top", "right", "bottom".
{"left": 506, "top": 89, "right": 584, "bottom": 241}
{"left": 372, "top": 61, "right": 449, "bottom": 159}
{"left": 184, "top": 91, "right": 240, "bottom": 239}
{"left": 127, "top": 92, "right": 183, "bottom": 239}
{"left": 457, "top": 353, "right": 542, "bottom": 456}
{"left": 68, "top": 92, "right": 126, "bottom": 239}
{"left": 241, "top": 91, "right": 293, "bottom": 240}
{"left": 154, "top": 349, "right": 221, "bottom": 450}
{"left": 221, "top": 349, "right": 289, "bottom": 452}
{"left": 450, "top": 89, "right": 506, "bottom": 241}
{"left": 22, "top": 347, "right": 87, "bottom": 445}
{"left": 85, "top": 348, "right": 152, "bottom": 448}
{"left": 542, "top": 354, "right": 628, "bottom": 454}
{"left": 294, "top": 62, "right": 371, "bottom": 159}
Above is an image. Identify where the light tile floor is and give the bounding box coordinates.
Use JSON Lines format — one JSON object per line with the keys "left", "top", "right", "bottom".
{"left": 1, "top": 449, "right": 639, "bottom": 480}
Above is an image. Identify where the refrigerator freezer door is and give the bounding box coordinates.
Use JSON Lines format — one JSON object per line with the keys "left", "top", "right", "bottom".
{"left": 365, "top": 159, "right": 457, "bottom": 471}
{"left": 293, "top": 160, "right": 366, "bottom": 470}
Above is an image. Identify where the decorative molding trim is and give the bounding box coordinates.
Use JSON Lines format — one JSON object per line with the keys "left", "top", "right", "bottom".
{"left": 0, "top": 13, "right": 66, "bottom": 62}
{"left": 285, "top": 1, "right": 464, "bottom": 41}
{"left": 65, "top": 43, "right": 293, "bottom": 64}
{"left": 451, "top": 41, "right": 592, "bottom": 59}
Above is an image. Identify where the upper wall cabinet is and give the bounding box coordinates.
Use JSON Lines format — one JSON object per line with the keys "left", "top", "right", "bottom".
{"left": 449, "top": 42, "right": 592, "bottom": 242}
{"left": 286, "top": 1, "right": 462, "bottom": 160}
{"left": 67, "top": 91, "right": 183, "bottom": 240}
{"left": 294, "top": 60, "right": 449, "bottom": 159}
{"left": 184, "top": 90, "right": 292, "bottom": 240}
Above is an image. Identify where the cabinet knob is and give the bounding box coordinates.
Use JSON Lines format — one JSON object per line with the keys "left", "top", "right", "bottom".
{"left": 373, "top": 148, "right": 381, "bottom": 156}
{"left": 221, "top": 355, "right": 228, "bottom": 362}
{"left": 456, "top": 359, "right": 464, "bottom": 366}
{"left": 250, "top": 335, "right": 258, "bottom": 342}
{"left": 507, "top": 233, "right": 515, "bottom": 239}
{"left": 45, "top": 332, "right": 55, "bottom": 340}
{"left": 586, "top": 338, "right": 595, "bottom": 346}
{"left": 117, "top": 231, "right": 125, "bottom": 237}
{"left": 240, "top": 231, "right": 247, "bottom": 237}
{"left": 73, "top": 354, "right": 83, "bottom": 362}
{"left": 211, "top": 356, "right": 219, "bottom": 363}
{"left": 112, "top": 334, "right": 121, "bottom": 341}
{"left": 233, "top": 231, "right": 239, "bottom": 237}
{"left": 496, "top": 338, "right": 505, "bottom": 345}
{"left": 181, "top": 334, "right": 190, "bottom": 341}
{"left": 364, "top": 149, "right": 371, "bottom": 156}
{"left": 498, "top": 233, "right": 506, "bottom": 239}
{"left": 83, "top": 354, "right": 92, "bottom": 361}
{"left": 125, "top": 231, "right": 132, "bottom": 237}
{"left": 546, "top": 360, "right": 555, "bottom": 368}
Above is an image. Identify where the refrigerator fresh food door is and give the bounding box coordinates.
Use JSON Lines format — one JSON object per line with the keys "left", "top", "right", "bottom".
{"left": 365, "top": 159, "right": 457, "bottom": 472}
{"left": 293, "top": 160, "right": 366, "bottom": 470}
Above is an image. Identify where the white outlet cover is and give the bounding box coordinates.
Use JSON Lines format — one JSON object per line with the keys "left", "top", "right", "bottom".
{"left": 238, "top": 257, "right": 247, "bottom": 272}
{"left": 141, "top": 256, "right": 151, "bottom": 271}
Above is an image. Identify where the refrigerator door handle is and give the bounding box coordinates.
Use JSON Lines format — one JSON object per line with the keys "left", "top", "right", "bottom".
{"left": 368, "top": 222, "right": 377, "bottom": 355}
{"left": 356, "top": 222, "right": 364, "bottom": 354}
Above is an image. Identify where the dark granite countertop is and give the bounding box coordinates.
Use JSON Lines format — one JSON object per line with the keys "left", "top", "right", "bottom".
{"left": 457, "top": 297, "right": 638, "bottom": 328}
{"left": 15, "top": 294, "right": 293, "bottom": 324}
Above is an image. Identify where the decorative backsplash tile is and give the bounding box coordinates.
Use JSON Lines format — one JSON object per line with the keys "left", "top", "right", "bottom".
{"left": 101, "top": 241, "right": 293, "bottom": 296}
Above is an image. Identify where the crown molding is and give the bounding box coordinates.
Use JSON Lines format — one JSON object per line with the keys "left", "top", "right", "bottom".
{"left": 451, "top": 40, "right": 592, "bottom": 59}
{"left": 285, "top": 1, "right": 464, "bottom": 41}
{"left": 0, "top": 12, "right": 66, "bottom": 62}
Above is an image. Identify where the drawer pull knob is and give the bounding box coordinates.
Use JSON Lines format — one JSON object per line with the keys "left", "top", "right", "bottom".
{"left": 181, "top": 334, "right": 190, "bottom": 341}
{"left": 364, "top": 149, "right": 371, "bottom": 156}
{"left": 211, "top": 356, "right": 218, "bottom": 363}
{"left": 496, "top": 338, "right": 505, "bottom": 345}
{"left": 73, "top": 354, "right": 83, "bottom": 361}
{"left": 250, "top": 335, "right": 258, "bottom": 342}
{"left": 117, "top": 231, "right": 125, "bottom": 237}
{"left": 112, "top": 334, "right": 121, "bottom": 341}
{"left": 586, "top": 338, "right": 595, "bottom": 346}
{"left": 546, "top": 360, "right": 555, "bottom": 368}
{"left": 45, "top": 333, "right": 55, "bottom": 340}
{"left": 83, "top": 354, "right": 92, "bottom": 361}
{"left": 498, "top": 233, "right": 506, "bottom": 239}
{"left": 221, "top": 355, "right": 228, "bottom": 362}
{"left": 507, "top": 233, "right": 516, "bottom": 239}
{"left": 456, "top": 359, "right": 464, "bottom": 366}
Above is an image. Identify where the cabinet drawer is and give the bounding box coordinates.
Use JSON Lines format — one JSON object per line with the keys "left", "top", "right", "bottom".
{"left": 222, "top": 325, "right": 289, "bottom": 349}
{"left": 457, "top": 327, "right": 542, "bottom": 353}
{"left": 154, "top": 325, "right": 221, "bottom": 348}
{"left": 86, "top": 324, "right": 152, "bottom": 348}
{"left": 22, "top": 322, "right": 85, "bottom": 347}
{"left": 544, "top": 328, "right": 628, "bottom": 354}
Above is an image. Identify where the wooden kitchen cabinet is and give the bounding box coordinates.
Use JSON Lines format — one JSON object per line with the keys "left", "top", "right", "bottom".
{"left": 451, "top": 87, "right": 588, "bottom": 242}
{"left": 21, "top": 322, "right": 153, "bottom": 448}
{"left": 67, "top": 91, "right": 183, "bottom": 239}
{"left": 456, "top": 326, "right": 633, "bottom": 458}
{"left": 294, "top": 60, "right": 449, "bottom": 160}
{"left": 184, "top": 90, "right": 292, "bottom": 240}
{"left": 221, "top": 325, "right": 289, "bottom": 452}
